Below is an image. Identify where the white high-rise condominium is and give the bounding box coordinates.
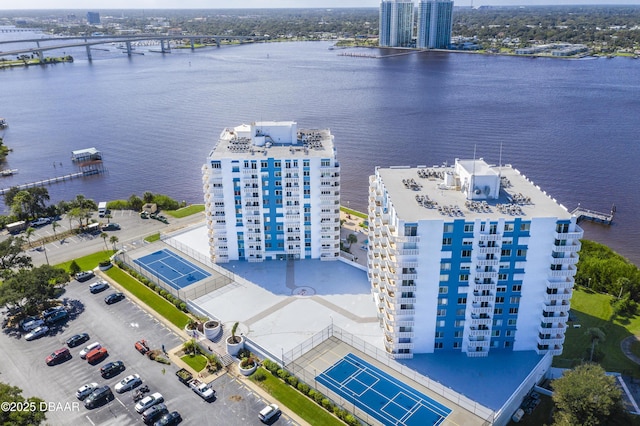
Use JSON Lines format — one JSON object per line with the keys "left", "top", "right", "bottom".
{"left": 368, "top": 159, "right": 582, "bottom": 359}
{"left": 379, "top": 0, "right": 415, "bottom": 48}
{"left": 416, "top": 0, "right": 454, "bottom": 49}
{"left": 202, "top": 121, "right": 341, "bottom": 263}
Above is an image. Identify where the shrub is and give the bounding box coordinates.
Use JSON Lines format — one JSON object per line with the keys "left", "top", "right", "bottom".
{"left": 252, "top": 370, "right": 267, "bottom": 381}
{"left": 345, "top": 414, "right": 359, "bottom": 426}
{"left": 160, "top": 289, "right": 167, "bottom": 297}
{"left": 297, "top": 382, "right": 310, "bottom": 395}
{"left": 321, "top": 398, "right": 332, "bottom": 411}
{"left": 263, "top": 359, "right": 279, "bottom": 374}
{"left": 99, "top": 260, "right": 111, "bottom": 267}
{"left": 277, "top": 369, "right": 289, "bottom": 381}
{"left": 308, "top": 389, "right": 318, "bottom": 400}
{"left": 286, "top": 375, "right": 298, "bottom": 388}
{"left": 313, "top": 391, "right": 324, "bottom": 404}
{"left": 238, "top": 348, "right": 251, "bottom": 359}
{"left": 179, "top": 302, "right": 187, "bottom": 311}
{"left": 69, "top": 260, "right": 81, "bottom": 275}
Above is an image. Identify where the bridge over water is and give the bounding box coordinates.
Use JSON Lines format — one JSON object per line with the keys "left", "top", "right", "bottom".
{"left": 0, "top": 34, "right": 265, "bottom": 60}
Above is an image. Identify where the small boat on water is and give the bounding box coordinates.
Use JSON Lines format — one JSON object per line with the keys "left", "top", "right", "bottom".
{"left": 0, "top": 118, "right": 7, "bottom": 129}
{"left": 0, "top": 169, "right": 17, "bottom": 176}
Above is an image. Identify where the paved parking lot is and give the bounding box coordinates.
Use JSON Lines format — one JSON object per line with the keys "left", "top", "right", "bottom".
{"left": 0, "top": 275, "right": 294, "bottom": 426}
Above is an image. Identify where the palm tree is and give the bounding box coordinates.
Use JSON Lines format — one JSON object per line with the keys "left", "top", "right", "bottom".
{"left": 109, "top": 235, "right": 119, "bottom": 252}
{"left": 182, "top": 338, "right": 198, "bottom": 356}
{"left": 585, "top": 327, "right": 606, "bottom": 362}
{"left": 100, "top": 232, "right": 109, "bottom": 251}
{"left": 51, "top": 220, "right": 60, "bottom": 239}
{"left": 25, "top": 227, "right": 35, "bottom": 248}
{"left": 104, "top": 213, "right": 112, "bottom": 224}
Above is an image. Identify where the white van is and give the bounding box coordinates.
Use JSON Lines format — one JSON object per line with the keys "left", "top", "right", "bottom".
{"left": 98, "top": 202, "right": 107, "bottom": 217}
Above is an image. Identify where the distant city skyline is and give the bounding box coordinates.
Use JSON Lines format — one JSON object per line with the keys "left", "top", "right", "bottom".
{"left": 1, "top": 0, "right": 639, "bottom": 11}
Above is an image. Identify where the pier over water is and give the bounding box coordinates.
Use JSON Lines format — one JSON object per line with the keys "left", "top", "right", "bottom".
{"left": 571, "top": 204, "right": 615, "bottom": 225}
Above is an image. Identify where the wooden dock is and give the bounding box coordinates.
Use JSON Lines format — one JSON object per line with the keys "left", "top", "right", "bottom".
{"left": 0, "top": 169, "right": 103, "bottom": 195}
{"left": 571, "top": 204, "right": 615, "bottom": 225}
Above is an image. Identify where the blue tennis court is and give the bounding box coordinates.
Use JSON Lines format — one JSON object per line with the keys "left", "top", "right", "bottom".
{"left": 317, "top": 353, "right": 451, "bottom": 426}
{"left": 133, "top": 249, "right": 210, "bottom": 290}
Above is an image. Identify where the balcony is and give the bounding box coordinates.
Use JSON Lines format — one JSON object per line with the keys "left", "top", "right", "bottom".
{"left": 548, "top": 267, "right": 577, "bottom": 278}
{"left": 477, "top": 247, "right": 501, "bottom": 255}
{"left": 474, "top": 271, "right": 498, "bottom": 280}
{"left": 554, "top": 228, "right": 583, "bottom": 240}
{"left": 550, "top": 254, "right": 580, "bottom": 265}
{"left": 467, "top": 340, "right": 490, "bottom": 349}
{"left": 543, "top": 301, "right": 570, "bottom": 313}
{"left": 552, "top": 241, "right": 581, "bottom": 253}
{"left": 476, "top": 259, "right": 500, "bottom": 267}
{"left": 538, "top": 324, "right": 566, "bottom": 335}
{"left": 471, "top": 305, "right": 493, "bottom": 314}
{"left": 540, "top": 312, "right": 569, "bottom": 324}
{"left": 547, "top": 279, "right": 573, "bottom": 290}
{"left": 544, "top": 290, "right": 572, "bottom": 303}
{"left": 467, "top": 328, "right": 491, "bottom": 337}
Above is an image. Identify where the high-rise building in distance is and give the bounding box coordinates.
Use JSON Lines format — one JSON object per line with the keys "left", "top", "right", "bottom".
{"left": 86, "top": 12, "right": 100, "bottom": 25}
{"left": 202, "top": 121, "right": 341, "bottom": 263}
{"left": 368, "top": 159, "right": 582, "bottom": 359}
{"left": 379, "top": 0, "right": 415, "bottom": 48}
{"left": 416, "top": 0, "right": 454, "bottom": 49}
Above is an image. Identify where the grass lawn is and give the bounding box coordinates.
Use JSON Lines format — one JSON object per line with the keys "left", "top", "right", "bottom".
{"left": 340, "top": 206, "right": 367, "bottom": 220}
{"left": 554, "top": 288, "right": 640, "bottom": 376}
{"left": 104, "top": 266, "right": 190, "bottom": 330}
{"left": 165, "top": 204, "right": 205, "bottom": 218}
{"left": 250, "top": 368, "right": 341, "bottom": 426}
{"left": 181, "top": 354, "right": 207, "bottom": 372}
{"left": 57, "top": 250, "right": 114, "bottom": 272}
{"left": 144, "top": 232, "right": 160, "bottom": 243}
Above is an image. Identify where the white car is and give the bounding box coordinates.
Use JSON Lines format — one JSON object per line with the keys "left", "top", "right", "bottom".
{"left": 134, "top": 392, "right": 163, "bottom": 413}
{"left": 76, "top": 382, "right": 99, "bottom": 400}
{"left": 259, "top": 403, "right": 281, "bottom": 423}
{"left": 24, "top": 325, "right": 49, "bottom": 341}
{"left": 79, "top": 342, "right": 101, "bottom": 359}
{"left": 21, "top": 318, "right": 45, "bottom": 332}
{"left": 114, "top": 374, "right": 141, "bottom": 393}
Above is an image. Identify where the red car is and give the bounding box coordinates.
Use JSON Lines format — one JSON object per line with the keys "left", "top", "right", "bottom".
{"left": 46, "top": 347, "right": 71, "bottom": 365}
{"left": 135, "top": 340, "right": 150, "bottom": 355}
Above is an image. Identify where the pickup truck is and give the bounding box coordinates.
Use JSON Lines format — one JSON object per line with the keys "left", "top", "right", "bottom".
{"left": 175, "top": 368, "right": 215, "bottom": 401}
{"left": 189, "top": 379, "right": 215, "bottom": 401}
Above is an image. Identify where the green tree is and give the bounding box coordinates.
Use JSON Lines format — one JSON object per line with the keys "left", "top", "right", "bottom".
{"left": 24, "top": 226, "right": 35, "bottom": 248}
{"left": 0, "top": 382, "right": 46, "bottom": 425}
{"left": 0, "top": 264, "right": 69, "bottom": 312}
{"left": 346, "top": 233, "right": 358, "bottom": 248}
{"left": 552, "top": 363, "right": 624, "bottom": 426}
{"left": 109, "top": 235, "right": 119, "bottom": 252}
{"left": 0, "top": 236, "right": 32, "bottom": 279}
{"left": 584, "top": 328, "right": 605, "bottom": 362}
{"left": 182, "top": 338, "right": 198, "bottom": 355}
{"left": 128, "top": 194, "right": 143, "bottom": 212}
{"left": 68, "top": 260, "right": 81, "bottom": 276}
{"left": 100, "top": 232, "right": 109, "bottom": 251}
{"left": 143, "top": 191, "right": 154, "bottom": 204}
{"left": 51, "top": 220, "right": 60, "bottom": 239}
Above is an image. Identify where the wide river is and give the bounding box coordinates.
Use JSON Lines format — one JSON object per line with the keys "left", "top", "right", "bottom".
{"left": 1, "top": 36, "right": 639, "bottom": 264}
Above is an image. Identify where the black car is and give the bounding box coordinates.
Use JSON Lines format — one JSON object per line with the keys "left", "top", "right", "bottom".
{"left": 154, "top": 411, "right": 181, "bottom": 426}
{"left": 100, "top": 360, "right": 125, "bottom": 379}
{"left": 84, "top": 385, "right": 114, "bottom": 409}
{"left": 45, "top": 309, "right": 68, "bottom": 325}
{"left": 67, "top": 333, "right": 90, "bottom": 348}
{"left": 102, "top": 223, "right": 120, "bottom": 231}
{"left": 75, "top": 271, "right": 95, "bottom": 282}
{"left": 104, "top": 292, "right": 125, "bottom": 305}
{"left": 42, "top": 305, "right": 65, "bottom": 319}
{"left": 142, "top": 403, "right": 168, "bottom": 424}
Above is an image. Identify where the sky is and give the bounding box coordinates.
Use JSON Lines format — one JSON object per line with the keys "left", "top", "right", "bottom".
{"left": 1, "top": 0, "right": 639, "bottom": 10}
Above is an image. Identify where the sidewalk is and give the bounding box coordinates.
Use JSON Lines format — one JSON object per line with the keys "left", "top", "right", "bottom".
{"left": 340, "top": 210, "right": 368, "bottom": 268}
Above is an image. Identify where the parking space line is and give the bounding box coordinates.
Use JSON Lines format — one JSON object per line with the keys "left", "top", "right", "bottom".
{"left": 85, "top": 415, "right": 96, "bottom": 426}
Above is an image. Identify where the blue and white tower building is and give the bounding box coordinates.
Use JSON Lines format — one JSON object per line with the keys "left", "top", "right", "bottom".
{"left": 379, "top": 0, "right": 415, "bottom": 48}
{"left": 368, "top": 159, "right": 582, "bottom": 359}
{"left": 203, "top": 121, "right": 341, "bottom": 263}
{"left": 416, "top": 0, "right": 454, "bottom": 49}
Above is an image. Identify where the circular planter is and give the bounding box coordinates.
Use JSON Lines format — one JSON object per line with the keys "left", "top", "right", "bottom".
{"left": 98, "top": 262, "right": 112, "bottom": 271}
{"left": 226, "top": 335, "right": 245, "bottom": 356}
{"left": 185, "top": 324, "right": 201, "bottom": 339}
{"left": 238, "top": 360, "right": 257, "bottom": 376}
{"left": 203, "top": 320, "right": 222, "bottom": 340}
